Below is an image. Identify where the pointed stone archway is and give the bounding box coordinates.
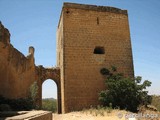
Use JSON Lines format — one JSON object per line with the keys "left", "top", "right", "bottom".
{"left": 36, "top": 66, "right": 61, "bottom": 113}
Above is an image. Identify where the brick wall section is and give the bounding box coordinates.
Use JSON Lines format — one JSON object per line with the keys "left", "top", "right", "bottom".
{"left": 57, "top": 3, "right": 134, "bottom": 113}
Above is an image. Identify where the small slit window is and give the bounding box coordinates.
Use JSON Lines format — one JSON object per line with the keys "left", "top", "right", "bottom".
{"left": 97, "top": 17, "right": 99, "bottom": 25}
{"left": 94, "top": 47, "right": 105, "bottom": 54}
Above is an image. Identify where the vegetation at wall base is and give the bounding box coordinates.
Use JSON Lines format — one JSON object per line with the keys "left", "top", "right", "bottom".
{"left": 0, "top": 82, "right": 39, "bottom": 111}
{"left": 99, "top": 66, "right": 152, "bottom": 112}
{"left": 0, "top": 96, "right": 34, "bottom": 111}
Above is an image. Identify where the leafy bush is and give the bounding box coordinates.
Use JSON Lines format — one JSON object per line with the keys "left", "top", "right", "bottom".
{"left": 0, "top": 96, "right": 34, "bottom": 111}
{"left": 99, "top": 66, "right": 152, "bottom": 112}
{"left": 0, "top": 104, "right": 11, "bottom": 111}
{"left": 0, "top": 82, "right": 39, "bottom": 111}
{"left": 42, "top": 98, "right": 57, "bottom": 112}
{"left": 29, "top": 82, "right": 38, "bottom": 102}
{"left": 28, "top": 81, "right": 39, "bottom": 109}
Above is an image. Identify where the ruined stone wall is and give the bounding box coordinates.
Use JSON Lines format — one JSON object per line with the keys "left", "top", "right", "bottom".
{"left": 0, "top": 22, "right": 61, "bottom": 112}
{"left": 57, "top": 3, "right": 134, "bottom": 113}
{"left": 0, "top": 23, "right": 36, "bottom": 98}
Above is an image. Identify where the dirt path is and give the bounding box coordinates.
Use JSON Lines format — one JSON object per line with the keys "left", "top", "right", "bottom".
{"left": 52, "top": 110, "right": 131, "bottom": 120}
{"left": 52, "top": 109, "right": 160, "bottom": 120}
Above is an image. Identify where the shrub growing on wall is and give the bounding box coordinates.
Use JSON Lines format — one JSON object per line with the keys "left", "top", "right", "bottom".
{"left": 29, "top": 81, "right": 39, "bottom": 109}
{"left": 99, "top": 66, "right": 152, "bottom": 112}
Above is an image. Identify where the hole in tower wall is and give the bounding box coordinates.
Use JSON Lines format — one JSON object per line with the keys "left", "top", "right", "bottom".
{"left": 94, "top": 46, "right": 105, "bottom": 54}
{"left": 66, "top": 9, "right": 70, "bottom": 14}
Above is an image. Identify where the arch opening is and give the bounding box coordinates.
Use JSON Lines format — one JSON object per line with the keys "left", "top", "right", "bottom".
{"left": 42, "top": 79, "right": 58, "bottom": 113}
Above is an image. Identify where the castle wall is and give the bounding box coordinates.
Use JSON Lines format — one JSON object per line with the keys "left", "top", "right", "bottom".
{"left": 0, "top": 23, "right": 36, "bottom": 98}
{"left": 0, "top": 22, "right": 61, "bottom": 113}
{"left": 57, "top": 3, "right": 134, "bottom": 112}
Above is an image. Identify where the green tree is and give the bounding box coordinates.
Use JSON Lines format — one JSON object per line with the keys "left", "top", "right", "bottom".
{"left": 42, "top": 98, "right": 57, "bottom": 112}
{"left": 29, "top": 81, "right": 39, "bottom": 109}
{"left": 29, "top": 82, "right": 38, "bottom": 101}
{"left": 99, "top": 66, "right": 152, "bottom": 112}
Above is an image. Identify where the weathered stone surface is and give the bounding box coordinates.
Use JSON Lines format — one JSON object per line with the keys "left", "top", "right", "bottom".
{"left": 0, "top": 23, "right": 36, "bottom": 99}
{"left": 63, "top": 2, "right": 128, "bottom": 15}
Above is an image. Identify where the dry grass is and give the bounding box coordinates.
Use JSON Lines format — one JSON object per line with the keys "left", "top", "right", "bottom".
{"left": 81, "top": 106, "right": 113, "bottom": 117}
{"left": 151, "top": 95, "right": 160, "bottom": 111}
{"left": 53, "top": 108, "right": 132, "bottom": 120}
{"left": 53, "top": 106, "right": 160, "bottom": 120}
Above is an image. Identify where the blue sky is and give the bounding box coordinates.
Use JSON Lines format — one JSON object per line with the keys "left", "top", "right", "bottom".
{"left": 0, "top": 0, "right": 160, "bottom": 99}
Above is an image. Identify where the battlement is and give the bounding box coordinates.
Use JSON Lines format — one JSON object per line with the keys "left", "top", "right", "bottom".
{"left": 63, "top": 2, "right": 128, "bottom": 15}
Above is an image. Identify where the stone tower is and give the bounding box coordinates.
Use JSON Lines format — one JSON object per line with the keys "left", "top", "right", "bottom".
{"left": 57, "top": 2, "right": 134, "bottom": 113}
